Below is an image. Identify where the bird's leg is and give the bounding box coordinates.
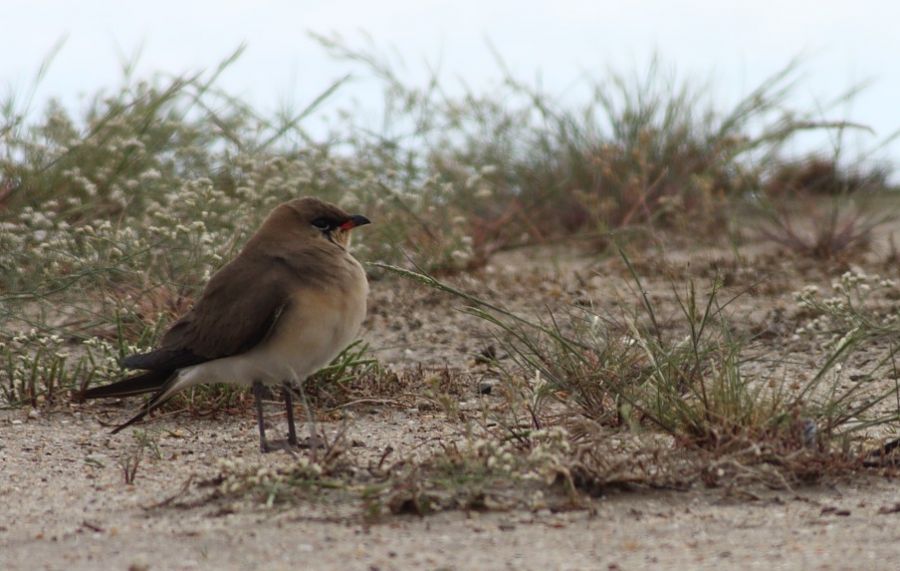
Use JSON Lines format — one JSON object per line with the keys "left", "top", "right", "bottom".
{"left": 253, "top": 380, "right": 271, "bottom": 453}
{"left": 283, "top": 383, "right": 298, "bottom": 447}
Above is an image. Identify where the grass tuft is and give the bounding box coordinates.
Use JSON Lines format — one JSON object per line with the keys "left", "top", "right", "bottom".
{"left": 377, "top": 248, "right": 900, "bottom": 489}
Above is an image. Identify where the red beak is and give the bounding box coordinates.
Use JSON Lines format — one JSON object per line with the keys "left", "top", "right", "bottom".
{"left": 340, "top": 215, "right": 371, "bottom": 230}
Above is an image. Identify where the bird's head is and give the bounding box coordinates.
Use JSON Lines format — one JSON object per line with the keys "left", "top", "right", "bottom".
{"left": 279, "top": 197, "right": 371, "bottom": 249}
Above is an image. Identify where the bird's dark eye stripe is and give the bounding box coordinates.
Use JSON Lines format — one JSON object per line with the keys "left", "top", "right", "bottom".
{"left": 311, "top": 217, "right": 332, "bottom": 230}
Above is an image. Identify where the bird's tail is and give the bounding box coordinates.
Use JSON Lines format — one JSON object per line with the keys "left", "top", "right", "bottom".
{"left": 109, "top": 389, "right": 170, "bottom": 434}
{"left": 82, "top": 370, "right": 172, "bottom": 399}
{"left": 82, "top": 370, "right": 180, "bottom": 434}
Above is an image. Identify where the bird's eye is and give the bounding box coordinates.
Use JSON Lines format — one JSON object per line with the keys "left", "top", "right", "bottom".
{"left": 311, "top": 218, "right": 331, "bottom": 231}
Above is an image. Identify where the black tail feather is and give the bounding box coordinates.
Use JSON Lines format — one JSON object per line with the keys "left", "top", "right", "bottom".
{"left": 110, "top": 376, "right": 183, "bottom": 433}
{"left": 82, "top": 370, "right": 172, "bottom": 400}
{"left": 83, "top": 371, "right": 180, "bottom": 434}
{"left": 110, "top": 399, "right": 156, "bottom": 434}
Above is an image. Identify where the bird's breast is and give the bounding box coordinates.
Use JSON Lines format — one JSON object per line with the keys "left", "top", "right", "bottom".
{"left": 264, "top": 257, "right": 368, "bottom": 381}
{"left": 174, "top": 253, "right": 367, "bottom": 388}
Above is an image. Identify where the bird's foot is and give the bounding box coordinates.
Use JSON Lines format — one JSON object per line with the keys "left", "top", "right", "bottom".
{"left": 294, "top": 434, "right": 327, "bottom": 449}
{"left": 260, "top": 438, "right": 300, "bottom": 456}
{"left": 258, "top": 432, "right": 325, "bottom": 454}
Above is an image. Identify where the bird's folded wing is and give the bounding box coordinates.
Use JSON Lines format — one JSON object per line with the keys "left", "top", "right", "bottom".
{"left": 122, "top": 256, "right": 291, "bottom": 371}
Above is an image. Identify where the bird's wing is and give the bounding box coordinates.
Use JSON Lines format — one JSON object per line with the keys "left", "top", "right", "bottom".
{"left": 122, "top": 254, "right": 292, "bottom": 371}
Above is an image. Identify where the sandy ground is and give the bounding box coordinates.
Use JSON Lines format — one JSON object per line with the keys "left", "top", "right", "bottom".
{"left": 4, "top": 242, "right": 900, "bottom": 570}
{"left": 3, "top": 410, "right": 900, "bottom": 571}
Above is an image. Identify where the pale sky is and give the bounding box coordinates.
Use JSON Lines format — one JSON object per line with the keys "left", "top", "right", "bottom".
{"left": 5, "top": 0, "right": 900, "bottom": 166}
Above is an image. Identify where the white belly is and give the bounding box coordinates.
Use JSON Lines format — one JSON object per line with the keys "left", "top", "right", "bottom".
{"left": 252, "top": 281, "right": 368, "bottom": 382}
{"left": 169, "top": 260, "right": 368, "bottom": 395}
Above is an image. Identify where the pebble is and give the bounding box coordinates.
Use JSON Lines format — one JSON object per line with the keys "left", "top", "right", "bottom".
{"left": 479, "top": 380, "right": 498, "bottom": 395}
{"left": 85, "top": 453, "right": 109, "bottom": 466}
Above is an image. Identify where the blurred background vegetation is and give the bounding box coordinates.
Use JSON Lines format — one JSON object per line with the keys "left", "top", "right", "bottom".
{"left": 0, "top": 40, "right": 896, "bottom": 408}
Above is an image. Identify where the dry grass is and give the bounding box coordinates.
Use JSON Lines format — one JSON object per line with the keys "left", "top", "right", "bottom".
{"left": 2, "top": 44, "right": 900, "bottom": 515}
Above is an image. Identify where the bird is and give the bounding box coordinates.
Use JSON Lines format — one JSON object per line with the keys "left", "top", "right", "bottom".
{"left": 82, "top": 196, "right": 371, "bottom": 452}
